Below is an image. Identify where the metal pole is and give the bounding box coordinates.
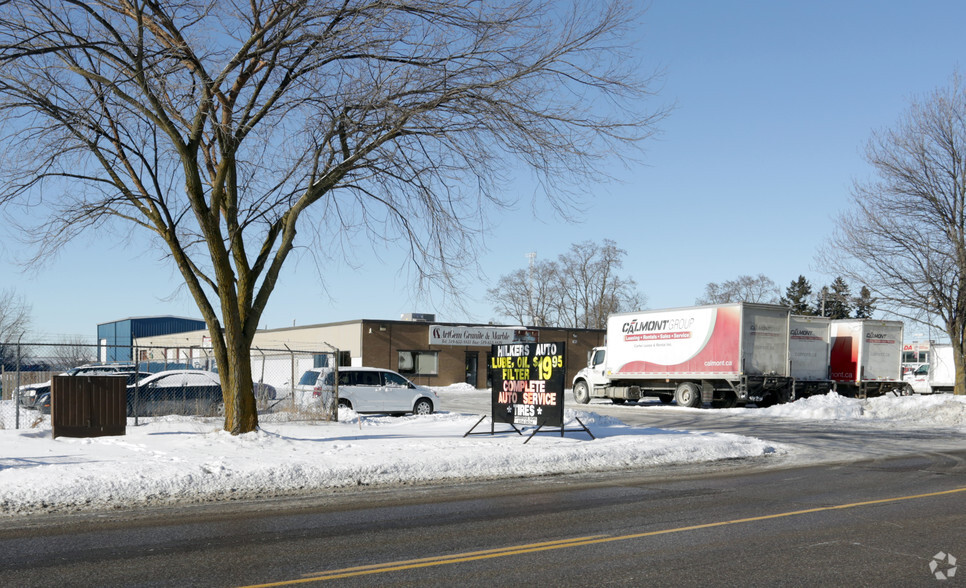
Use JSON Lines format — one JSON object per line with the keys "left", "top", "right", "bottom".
{"left": 15, "top": 337, "right": 22, "bottom": 430}
{"left": 255, "top": 347, "right": 266, "bottom": 406}
{"left": 285, "top": 344, "right": 295, "bottom": 411}
{"left": 322, "top": 341, "right": 339, "bottom": 422}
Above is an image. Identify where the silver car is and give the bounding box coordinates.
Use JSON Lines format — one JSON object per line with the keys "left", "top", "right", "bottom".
{"left": 312, "top": 367, "right": 438, "bottom": 415}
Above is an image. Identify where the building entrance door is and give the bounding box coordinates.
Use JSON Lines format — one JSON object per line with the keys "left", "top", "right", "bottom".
{"left": 465, "top": 352, "right": 478, "bottom": 387}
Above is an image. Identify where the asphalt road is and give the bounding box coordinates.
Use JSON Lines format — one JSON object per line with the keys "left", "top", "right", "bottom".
{"left": 2, "top": 393, "right": 966, "bottom": 587}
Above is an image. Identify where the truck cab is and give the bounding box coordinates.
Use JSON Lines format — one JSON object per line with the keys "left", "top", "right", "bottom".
{"left": 572, "top": 346, "right": 609, "bottom": 404}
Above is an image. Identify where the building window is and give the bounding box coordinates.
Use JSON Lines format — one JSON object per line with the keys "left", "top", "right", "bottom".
{"left": 313, "top": 351, "right": 351, "bottom": 368}
{"left": 398, "top": 350, "right": 439, "bottom": 376}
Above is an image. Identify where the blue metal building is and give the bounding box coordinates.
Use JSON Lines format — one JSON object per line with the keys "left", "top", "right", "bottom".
{"left": 97, "top": 316, "right": 207, "bottom": 363}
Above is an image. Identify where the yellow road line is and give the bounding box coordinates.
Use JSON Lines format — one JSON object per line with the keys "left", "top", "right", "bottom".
{"left": 300, "top": 535, "right": 608, "bottom": 576}
{"left": 241, "top": 485, "right": 966, "bottom": 587}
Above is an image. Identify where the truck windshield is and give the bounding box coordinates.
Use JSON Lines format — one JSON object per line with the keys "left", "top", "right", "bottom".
{"left": 591, "top": 349, "right": 605, "bottom": 367}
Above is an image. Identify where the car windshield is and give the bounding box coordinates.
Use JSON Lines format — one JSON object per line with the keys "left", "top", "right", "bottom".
{"left": 298, "top": 370, "right": 320, "bottom": 386}
{"left": 383, "top": 372, "right": 410, "bottom": 387}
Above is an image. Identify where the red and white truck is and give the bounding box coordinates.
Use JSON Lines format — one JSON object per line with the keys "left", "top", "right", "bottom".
{"left": 789, "top": 315, "right": 832, "bottom": 398}
{"left": 572, "top": 303, "right": 794, "bottom": 408}
{"left": 828, "top": 319, "right": 908, "bottom": 397}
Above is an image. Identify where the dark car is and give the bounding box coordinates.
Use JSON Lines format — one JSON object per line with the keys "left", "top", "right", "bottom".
{"left": 254, "top": 381, "right": 277, "bottom": 401}
{"left": 126, "top": 370, "right": 224, "bottom": 417}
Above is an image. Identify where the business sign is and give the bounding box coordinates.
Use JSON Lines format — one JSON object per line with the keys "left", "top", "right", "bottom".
{"left": 430, "top": 325, "right": 538, "bottom": 347}
{"left": 491, "top": 342, "right": 565, "bottom": 428}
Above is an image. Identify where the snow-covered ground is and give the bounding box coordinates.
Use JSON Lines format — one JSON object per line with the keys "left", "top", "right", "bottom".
{"left": 1, "top": 386, "right": 965, "bottom": 517}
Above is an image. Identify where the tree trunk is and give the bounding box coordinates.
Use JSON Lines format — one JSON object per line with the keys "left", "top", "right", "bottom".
{"left": 954, "top": 319, "right": 966, "bottom": 396}
{"left": 208, "top": 318, "right": 258, "bottom": 434}
{"left": 954, "top": 346, "right": 965, "bottom": 396}
{"left": 223, "top": 337, "right": 258, "bottom": 433}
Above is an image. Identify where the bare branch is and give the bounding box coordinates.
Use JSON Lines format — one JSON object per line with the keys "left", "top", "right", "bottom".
{"left": 0, "top": 0, "right": 666, "bottom": 431}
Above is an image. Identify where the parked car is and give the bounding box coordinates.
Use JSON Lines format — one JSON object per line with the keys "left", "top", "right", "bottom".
{"left": 292, "top": 368, "right": 326, "bottom": 406}
{"left": 254, "top": 381, "right": 277, "bottom": 401}
{"left": 125, "top": 370, "right": 275, "bottom": 417}
{"left": 17, "top": 363, "right": 139, "bottom": 409}
{"left": 312, "top": 367, "right": 438, "bottom": 415}
{"left": 127, "top": 370, "right": 224, "bottom": 417}
{"left": 36, "top": 371, "right": 153, "bottom": 415}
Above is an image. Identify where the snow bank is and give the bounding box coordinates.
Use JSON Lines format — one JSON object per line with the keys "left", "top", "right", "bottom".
{"left": 2, "top": 391, "right": 965, "bottom": 517}
{"left": 751, "top": 391, "right": 966, "bottom": 426}
{"left": 0, "top": 409, "right": 778, "bottom": 516}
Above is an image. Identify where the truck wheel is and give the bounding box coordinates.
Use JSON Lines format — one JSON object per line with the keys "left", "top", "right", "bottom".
{"left": 674, "top": 382, "right": 701, "bottom": 408}
{"left": 712, "top": 391, "right": 738, "bottom": 409}
{"left": 756, "top": 394, "right": 775, "bottom": 408}
{"left": 573, "top": 381, "right": 591, "bottom": 404}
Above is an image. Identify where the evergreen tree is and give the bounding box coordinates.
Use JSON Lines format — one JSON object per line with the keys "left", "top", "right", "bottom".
{"left": 853, "top": 286, "right": 876, "bottom": 318}
{"left": 817, "top": 277, "right": 853, "bottom": 319}
{"left": 780, "top": 275, "right": 814, "bottom": 315}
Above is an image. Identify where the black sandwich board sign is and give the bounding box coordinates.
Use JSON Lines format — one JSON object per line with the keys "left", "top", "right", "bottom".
{"left": 491, "top": 341, "right": 566, "bottom": 429}
{"left": 460, "top": 341, "right": 592, "bottom": 442}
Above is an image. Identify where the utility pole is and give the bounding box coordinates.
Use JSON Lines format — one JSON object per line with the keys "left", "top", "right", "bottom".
{"left": 526, "top": 252, "right": 536, "bottom": 326}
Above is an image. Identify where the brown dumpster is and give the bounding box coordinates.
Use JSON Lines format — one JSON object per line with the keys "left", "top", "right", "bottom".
{"left": 51, "top": 375, "right": 126, "bottom": 438}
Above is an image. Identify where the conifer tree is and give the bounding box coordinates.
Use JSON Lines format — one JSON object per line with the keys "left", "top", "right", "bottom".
{"left": 817, "top": 277, "right": 853, "bottom": 319}
{"left": 780, "top": 275, "right": 815, "bottom": 315}
{"left": 853, "top": 286, "right": 876, "bottom": 318}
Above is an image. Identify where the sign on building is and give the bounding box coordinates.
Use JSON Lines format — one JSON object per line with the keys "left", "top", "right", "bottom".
{"left": 430, "top": 325, "right": 538, "bottom": 347}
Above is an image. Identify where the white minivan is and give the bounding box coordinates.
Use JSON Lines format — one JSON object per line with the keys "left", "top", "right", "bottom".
{"left": 313, "top": 367, "right": 438, "bottom": 415}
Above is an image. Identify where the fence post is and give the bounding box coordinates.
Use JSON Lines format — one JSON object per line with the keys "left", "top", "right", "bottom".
{"left": 15, "top": 338, "right": 22, "bottom": 430}
{"left": 285, "top": 345, "right": 295, "bottom": 411}
{"left": 321, "top": 342, "right": 339, "bottom": 422}
{"left": 255, "top": 347, "right": 266, "bottom": 405}
{"left": 133, "top": 344, "right": 139, "bottom": 427}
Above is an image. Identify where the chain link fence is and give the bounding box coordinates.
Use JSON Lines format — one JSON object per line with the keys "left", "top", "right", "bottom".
{"left": 1, "top": 341, "right": 337, "bottom": 430}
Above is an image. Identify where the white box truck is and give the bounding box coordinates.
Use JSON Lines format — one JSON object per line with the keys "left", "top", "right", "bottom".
{"left": 572, "top": 303, "right": 793, "bottom": 408}
{"left": 789, "top": 315, "right": 832, "bottom": 398}
{"left": 927, "top": 343, "right": 956, "bottom": 394}
{"left": 829, "top": 319, "right": 908, "bottom": 397}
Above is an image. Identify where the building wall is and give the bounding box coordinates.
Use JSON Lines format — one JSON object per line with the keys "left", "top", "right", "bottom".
{"left": 250, "top": 322, "right": 364, "bottom": 358}
{"left": 360, "top": 320, "right": 605, "bottom": 388}
{"left": 98, "top": 317, "right": 206, "bottom": 363}
{"left": 132, "top": 318, "right": 606, "bottom": 389}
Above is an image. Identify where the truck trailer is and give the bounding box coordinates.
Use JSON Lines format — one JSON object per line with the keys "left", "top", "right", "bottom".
{"left": 828, "top": 319, "right": 908, "bottom": 397}
{"left": 572, "top": 303, "right": 794, "bottom": 408}
{"left": 789, "top": 315, "right": 832, "bottom": 398}
{"left": 927, "top": 343, "right": 956, "bottom": 394}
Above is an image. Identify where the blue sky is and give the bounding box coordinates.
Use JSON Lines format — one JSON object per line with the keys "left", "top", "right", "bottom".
{"left": 2, "top": 0, "right": 964, "bottom": 340}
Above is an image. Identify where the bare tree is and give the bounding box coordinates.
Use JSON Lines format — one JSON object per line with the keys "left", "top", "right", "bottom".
{"left": 0, "top": 288, "right": 31, "bottom": 368}
{"left": 489, "top": 240, "right": 645, "bottom": 329}
{"left": 556, "top": 240, "right": 645, "bottom": 329}
{"left": 0, "top": 1, "right": 666, "bottom": 433}
{"left": 821, "top": 74, "right": 966, "bottom": 395}
{"left": 46, "top": 336, "right": 98, "bottom": 370}
{"left": 696, "top": 274, "right": 780, "bottom": 305}
{"left": 486, "top": 258, "right": 560, "bottom": 326}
